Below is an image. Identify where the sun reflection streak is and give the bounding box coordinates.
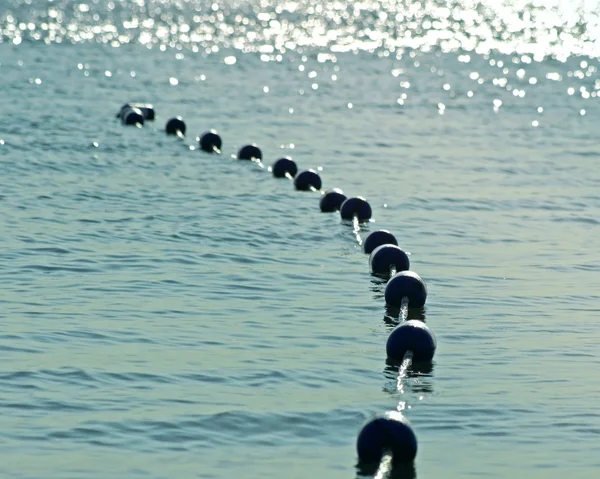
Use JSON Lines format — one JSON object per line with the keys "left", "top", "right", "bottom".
{"left": 1, "top": 0, "right": 600, "bottom": 59}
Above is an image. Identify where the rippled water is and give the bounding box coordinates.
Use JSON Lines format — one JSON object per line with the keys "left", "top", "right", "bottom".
{"left": 2, "top": 0, "right": 600, "bottom": 478}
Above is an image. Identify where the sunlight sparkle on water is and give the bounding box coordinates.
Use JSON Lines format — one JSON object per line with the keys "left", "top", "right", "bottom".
{"left": 0, "top": 0, "right": 599, "bottom": 59}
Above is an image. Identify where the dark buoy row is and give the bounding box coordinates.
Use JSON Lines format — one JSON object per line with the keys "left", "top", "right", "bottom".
{"left": 225, "top": 138, "right": 435, "bottom": 472}
{"left": 215, "top": 134, "right": 435, "bottom": 472}
{"left": 237, "top": 146, "right": 326, "bottom": 193}
{"left": 356, "top": 231, "right": 436, "bottom": 472}
{"left": 114, "top": 105, "right": 438, "bottom": 473}
{"left": 116, "top": 104, "right": 224, "bottom": 156}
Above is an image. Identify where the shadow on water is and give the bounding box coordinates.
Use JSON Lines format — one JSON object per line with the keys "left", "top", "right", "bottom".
{"left": 369, "top": 276, "right": 387, "bottom": 300}
{"left": 356, "top": 461, "right": 417, "bottom": 479}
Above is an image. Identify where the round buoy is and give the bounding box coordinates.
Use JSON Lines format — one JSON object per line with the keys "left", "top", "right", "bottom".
{"left": 319, "top": 188, "right": 347, "bottom": 212}
{"left": 118, "top": 103, "right": 155, "bottom": 120}
{"left": 363, "top": 230, "right": 398, "bottom": 255}
{"left": 369, "top": 244, "right": 410, "bottom": 277}
{"left": 340, "top": 196, "right": 372, "bottom": 222}
{"left": 272, "top": 157, "right": 298, "bottom": 178}
{"left": 238, "top": 144, "right": 262, "bottom": 161}
{"left": 294, "top": 169, "right": 322, "bottom": 191}
{"left": 141, "top": 105, "right": 155, "bottom": 120}
{"left": 122, "top": 107, "right": 144, "bottom": 126}
{"left": 356, "top": 411, "right": 418, "bottom": 465}
{"left": 166, "top": 117, "right": 186, "bottom": 136}
{"left": 199, "top": 130, "right": 222, "bottom": 153}
{"left": 386, "top": 320, "right": 436, "bottom": 363}
{"left": 385, "top": 271, "right": 427, "bottom": 308}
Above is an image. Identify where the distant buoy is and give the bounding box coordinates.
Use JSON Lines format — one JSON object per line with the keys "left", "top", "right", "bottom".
{"left": 272, "top": 157, "right": 298, "bottom": 178}
{"left": 141, "top": 106, "right": 156, "bottom": 120}
{"left": 294, "top": 169, "right": 322, "bottom": 191}
{"left": 121, "top": 107, "right": 144, "bottom": 126}
{"left": 386, "top": 320, "right": 436, "bottom": 363}
{"left": 385, "top": 271, "right": 427, "bottom": 308}
{"left": 356, "top": 411, "right": 418, "bottom": 465}
{"left": 117, "top": 103, "right": 155, "bottom": 120}
{"left": 238, "top": 144, "right": 262, "bottom": 161}
{"left": 199, "top": 130, "right": 222, "bottom": 153}
{"left": 319, "top": 188, "right": 347, "bottom": 212}
{"left": 166, "top": 117, "right": 186, "bottom": 137}
{"left": 363, "top": 230, "right": 398, "bottom": 255}
{"left": 369, "top": 244, "right": 410, "bottom": 278}
{"left": 340, "top": 196, "right": 372, "bottom": 222}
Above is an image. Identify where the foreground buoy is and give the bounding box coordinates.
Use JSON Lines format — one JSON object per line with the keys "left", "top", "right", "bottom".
{"left": 121, "top": 107, "right": 144, "bottom": 126}
{"left": 166, "top": 117, "right": 186, "bottom": 137}
{"left": 199, "top": 130, "right": 222, "bottom": 153}
{"left": 238, "top": 144, "right": 262, "bottom": 161}
{"left": 385, "top": 271, "right": 427, "bottom": 308}
{"left": 357, "top": 411, "right": 418, "bottom": 465}
{"left": 387, "top": 320, "right": 436, "bottom": 363}
{"left": 363, "top": 230, "right": 398, "bottom": 255}
{"left": 340, "top": 196, "right": 372, "bottom": 222}
{"left": 117, "top": 103, "right": 155, "bottom": 120}
{"left": 320, "top": 188, "right": 347, "bottom": 212}
{"left": 294, "top": 169, "right": 322, "bottom": 191}
{"left": 369, "top": 244, "right": 410, "bottom": 277}
{"left": 272, "top": 157, "right": 298, "bottom": 178}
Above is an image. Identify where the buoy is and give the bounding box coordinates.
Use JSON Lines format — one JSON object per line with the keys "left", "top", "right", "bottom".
{"left": 319, "top": 188, "right": 347, "bottom": 212}
{"left": 199, "top": 130, "right": 222, "bottom": 153}
{"left": 238, "top": 144, "right": 262, "bottom": 161}
{"left": 385, "top": 271, "right": 427, "bottom": 309}
{"left": 166, "top": 117, "right": 186, "bottom": 137}
{"left": 338, "top": 196, "right": 372, "bottom": 245}
{"left": 272, "top": 157, "right": 298, "bottom": 179}
{"left": 340, "top": 196, "right": 372, "bottom": 222}
{"left": 363, "top": 230, "right": 398, "bottom": 255}
{"left": 356, "top": 411, "right": 418, "bottom": 465}
{"left": 369, "top": 244, "right": 410, "bottom": 278}
{"left": 294, "top": 169, "right": 322, "bottom": 191}
{"left": 117, "top": 103, "right": 155, "bottom": 120}
{"left": 386, "top": 320, "right": 436, "bottom": 363}
{"left": 121, "top": 107, "right": 144, "bottom": 126}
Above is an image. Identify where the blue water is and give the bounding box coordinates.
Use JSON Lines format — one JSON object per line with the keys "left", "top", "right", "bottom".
{"left": 2, "top": 1, "right": 600, "bottom": 478}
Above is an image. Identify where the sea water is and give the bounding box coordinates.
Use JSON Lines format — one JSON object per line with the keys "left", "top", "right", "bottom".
{"left": 1, "top": 1, "right": 600, "bottom": 478}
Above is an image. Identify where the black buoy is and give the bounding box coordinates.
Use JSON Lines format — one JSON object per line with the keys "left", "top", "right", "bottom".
{"left": 238, "top": 144, "right": 262, "bottom": 161}
{"left": 121, "top": 107, "right": 144, "bottom": 126}
{"left": 340, "top": 196, "right": 372, "bottom": 222}
{"left": 320, "top": 188, "right": 347, "bottom": 212}
{"left": 272, "top": 157, "right": 298, "bottom": 178}
{"left": 166, "top": 117, "right": 186, "bottom": 137}
{"left": 117, "top": 103, "right": 155, "bottom": 120}
{"left": 294, "top": 169, "right": 322, "bottom": 191}
{"left": 141, "top": 105, "right": 156, "bottom": 120}
{"left": 357, "top": 411, "right": 418, "bottom": 465}
{"left": 386, "top": 320, "right": 436, "bottom": 363}
{"left": 385, "top": 271, "right": 427, "bottom": 308}
{"left": 369, "top": 244, "right": 410, "bottom": 278}
{"left": 199, "top": 130, "right": 222, "bottom": 153}
{"left": 363, "top": 230, "right": 398, "bottom": 255}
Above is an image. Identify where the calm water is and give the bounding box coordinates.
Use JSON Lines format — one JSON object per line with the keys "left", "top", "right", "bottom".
{"left": 2, "top": 0, "right": 600, "bottom": 478}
